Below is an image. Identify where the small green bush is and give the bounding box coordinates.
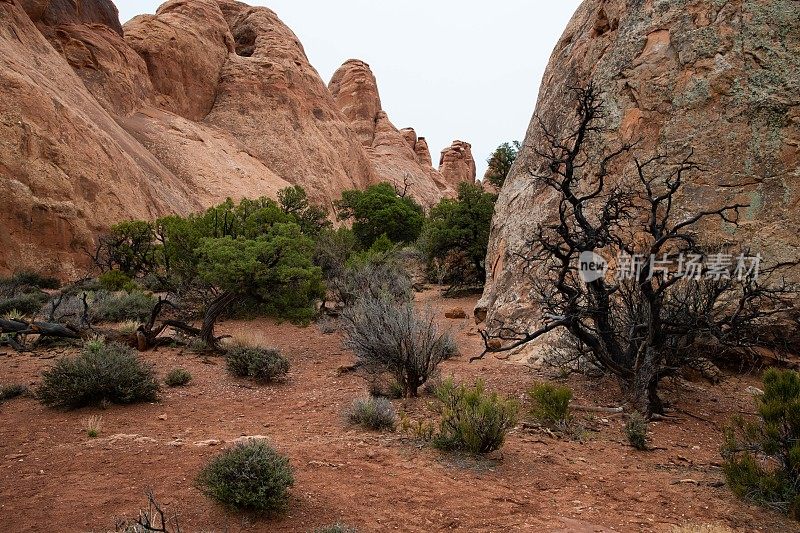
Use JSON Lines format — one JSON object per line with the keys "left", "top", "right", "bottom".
{"left": 625, "top": 412, "right": 649, "bottom": 450}
{"left": 93, "top": 290, "right": 156, "bottom": 323}
{"left": 98, "top": 270, "right": 133, "bottom": 292}
{"left": 164, "top": 368, "right": 192, "bottom": 387}
{"left": 432, "top": 378, "right": 518, "bottom": 454}
{"left": 347, "top": 397, "right": 397, "bottom": 430}
{"left": 37, "top": 341, "right": 159, "bottom": 409}
{"left": 528, "top": 382, "right": 572, "bottom": 424}
{"left": 226, "top": 347, "right": 289, "bottom": 384}
{"left": 0, "top": 292, "right": 47, "bottom": 317}
{"left": 722, "top": 369, "right": 800, "bottom": 518}
{"left": 196, "top": 439, "right": 294, "bottom": 515}
{"left": 0, "top": 384, "right": 29, "bottom": 403}
{"left": 9, "top": 271, "right": 60, "bottom": 290}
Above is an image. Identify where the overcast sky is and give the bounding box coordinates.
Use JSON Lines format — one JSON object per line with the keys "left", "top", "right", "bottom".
{"left": 117, "top": 1, "right": 582, "bottom": 178}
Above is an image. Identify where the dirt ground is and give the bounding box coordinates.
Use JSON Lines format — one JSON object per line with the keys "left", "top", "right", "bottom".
{"left": 1, "top": 289, "right": 797, "bottom": 532}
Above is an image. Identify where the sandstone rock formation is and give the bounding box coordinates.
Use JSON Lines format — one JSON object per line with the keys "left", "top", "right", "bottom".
{"left": 439, "top": 140, "right": 477, "bottom": 189}
{"left": 0, "top": 0, "right": 469, "bottom": 276}
{"left": 329, "top": 59, "right": 472, "bottom": 206}
{"left": 477, "top": 0, "right": 800, "bottom": 325}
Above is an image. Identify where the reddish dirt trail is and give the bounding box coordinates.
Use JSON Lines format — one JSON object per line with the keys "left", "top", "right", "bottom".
{"left": 0, "top": 291, "right": 796, "bottom": 532}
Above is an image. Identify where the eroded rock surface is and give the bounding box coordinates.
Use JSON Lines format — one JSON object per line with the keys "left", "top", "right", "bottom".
{"left": 329, "top": 59, "right": 470, "bottom": 206}
{"left": 1, "top": 0, "right": 472, "bottom": 276}
{"left": 478, "top": 0, "right": 800, "bottom": 325}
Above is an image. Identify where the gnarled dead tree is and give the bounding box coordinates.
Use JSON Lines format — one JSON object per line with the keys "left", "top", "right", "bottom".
{"left": 477, "top": 83, "right": 798, "bottom": 416}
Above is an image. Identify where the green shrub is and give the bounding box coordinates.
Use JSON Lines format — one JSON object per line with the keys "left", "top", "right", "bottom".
{"left": 335, "top": 183, "right": 424, "bottom": 248}
{"left": 0, "top": 384, "right": 29, "bottom": 403}
{"left": 37, "top": 341, "right": 159, "bottom": 409}
{"left": 0, "top": 292, "right": 47, "bottom": 317}
{"left": 226, "top": 347, "right": 289, "bottom": 383}
{"left": 419, "top": 182, "right": 496, "bottom": 288}
{"left": 432, "top": 378, "right": 518, "bottom": 454}
{"left": 722, "top": 369, "right": 800, "bottom": 518}
{"left": 164, "top": 368, "right": 192, "bottom": 387}
{"left": 625, "top": 412, "right": 649, "bottom": 450}
{"left": 196, "top": 439, "right": 293, "bottom": 515}
{"left": 93, "top": 290, "right": 156, "bottom": 323}
{"left": 528, "top": 382, "right": 572, "bottom": 425}
{"left": 347, "top": 397, "right": 396, "bottom": 430}
{"left": 98, "top": 270, "right": 133, "bottom": 292}
{"left": 9, "top": 271, "right": 60, "bottom": 290}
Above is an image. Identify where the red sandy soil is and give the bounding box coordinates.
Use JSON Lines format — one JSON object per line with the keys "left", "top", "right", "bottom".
{"left": 1, "top": 290, "right": 797, "bottom": 532}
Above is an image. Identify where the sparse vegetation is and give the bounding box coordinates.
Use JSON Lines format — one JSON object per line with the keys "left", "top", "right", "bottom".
{"left": 625, "top": 412, "right": 649, "bottom": 450}
{"left": 196, "top": 439, "right": 294, "bottom": 515}
{"left": 528, "top": 382, "right": 572, "bottom": 425}
{"left": 0, "top": 383, "right": 29, "bottom": 403}
{"left": 432, "top": 378, "right": 518, "bottom": 454}
{"left": 93, "top": 290, "right": 157, "bottom": 323}
{"left": 0, "top": 291, "right": 47, "bottom": 317}
{"left": 225, "top": 346, "right": 289, "bottom": 384}
{"left": 722, "top": 369, "right": 800, "bottom": 518}
{"left": 37, "top": 341, "right": 159, "bottom": 409}
{"left": 86, "top": 415, "right": 102, "bottom": 438}
{"left": 347, "top": 396, "right": 397, "bottom": 431}
{"left": 164, "top": 368, "right": 192, "bottom": 387}
{"left": 98, "top": 270, "right": 135, "bottom": 292}
{"left": 314, "top": 524, "right": 357, "bottom": 533}
{"left": 116, "top": 490, "right": 183, "bottom": 533}
{"left": 342, "top": 295, "right": 456, "bottom": 397}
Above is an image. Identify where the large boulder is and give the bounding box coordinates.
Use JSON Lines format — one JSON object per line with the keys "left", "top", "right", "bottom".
{"left": 477, "top": 0, "right": 800, "bottom": 325}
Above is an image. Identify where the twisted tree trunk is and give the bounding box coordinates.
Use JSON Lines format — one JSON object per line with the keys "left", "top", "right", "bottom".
{"left": 199, "top": 291, "right": 242, "bottom": 346}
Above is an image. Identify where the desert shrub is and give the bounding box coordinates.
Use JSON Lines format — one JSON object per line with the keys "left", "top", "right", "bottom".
{"left": 342, "top": 295, "right": 456, "bottom": 397}
{"left": 7, "top": 271, "right": 60, "bottom": 290}
{"left": 368, "top": 374, "right": 405, "bottom": 399}
{"left": 347, "top": 397, "right": 397, "bottom": 430}
{"left": 329, "top": 250, "right": 412, "bottom": 307}
{"left": 528, "top": 382, "right": 572, "bottom": 425}
{"left": 86, "top": 414, "right": 102, "bottom": 438}
{"left": 432, "top": 378, "right": 518, "bottom": 454}
{"left": 314, "top": 524, "right": 357, "bottom": 533}
{"left": 165, "top": 368, "right": 192, "bottom": 387}
{"left": 225, "top": 346, "right": 289, "bottom": 383}
{"left": 37, "top": 340, "right": 159, "bottom": 409}
{"left": 93, "top": 290, "right": 157, "bottom": 323}
{"left": 335, "top": 183, "right": 424, "bottom": 248}
{"left": 419, "top": 182, "right": 495, "bottom": 288}
{"left": 98, "top": 270, "right": 134, "bottom": 292}
{"left": 721, "top": 369, "right": 800, "bottom": 518}
{"left": 0, "top": 383, "right": 29, "bottom": 403}
{"left": 196, "top": 439, "right": 293, "bottom": 515}
{"left": 625, "top": 412, "right": 649, "bottom": 450}
{"left": 0, "top": 292, "right": 47, "bottom": 317}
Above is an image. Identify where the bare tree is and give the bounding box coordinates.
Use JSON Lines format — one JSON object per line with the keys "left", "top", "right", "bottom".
{"left": 477, "top": 83, "right": 797, "bottom": 416}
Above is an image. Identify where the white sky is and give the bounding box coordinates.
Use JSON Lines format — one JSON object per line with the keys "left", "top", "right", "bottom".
{"left": 117, "top": 1, "right": 582, "bottom": 178}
